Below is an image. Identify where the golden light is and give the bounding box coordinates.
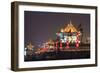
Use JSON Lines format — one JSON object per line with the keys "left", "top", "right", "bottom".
{"left": 61, "top": 28, "right": 64, "bottom": 32}
{"left": 27, "top": 42, "right": 34, "bottom": 50}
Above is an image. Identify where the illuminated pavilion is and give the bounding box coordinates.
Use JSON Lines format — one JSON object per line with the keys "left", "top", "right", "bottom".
{"left": 43, "top": 20, "right": 82, "bottom": 51}
{"left": 55, "top": 20, "right": 82, "bottom": 49}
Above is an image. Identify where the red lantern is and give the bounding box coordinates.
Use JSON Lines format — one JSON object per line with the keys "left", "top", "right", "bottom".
{"left": 76, "top": 43, "right": 79, "bottom": 48}
{"left": 75, "top": 38, "right": 79, "bottom": 48}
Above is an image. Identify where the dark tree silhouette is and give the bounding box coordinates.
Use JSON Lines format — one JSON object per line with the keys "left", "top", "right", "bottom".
{"left": 78, "top": 24, "right": 83, "bottom": 43}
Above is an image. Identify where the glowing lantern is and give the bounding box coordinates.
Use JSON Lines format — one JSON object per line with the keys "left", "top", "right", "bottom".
{"left": 76, "top": 43, "right": 79, "bottom": 48}
{"left": 75, "top": 38, "right": 79, "bottom": 48}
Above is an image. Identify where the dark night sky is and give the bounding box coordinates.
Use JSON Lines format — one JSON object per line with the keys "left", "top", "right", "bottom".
{"left": 24, "top": 11, "right": 90, "bottom": 48}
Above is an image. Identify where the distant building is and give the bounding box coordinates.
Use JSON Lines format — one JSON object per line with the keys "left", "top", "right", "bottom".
{"left": 25, "top": 42, "right": 34, "bottom": 56}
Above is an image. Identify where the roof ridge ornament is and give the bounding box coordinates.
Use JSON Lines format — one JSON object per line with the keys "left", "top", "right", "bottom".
{"left": 69, "top": 20, "right": 72, "bottom": 25}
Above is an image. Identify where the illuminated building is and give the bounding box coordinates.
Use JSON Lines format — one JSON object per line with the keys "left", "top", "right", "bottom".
{"left": 56, "top": 20, "right": 81, "bottom": 48}
{"left": 44, "top": 39, "right": 55, "bottom": 51}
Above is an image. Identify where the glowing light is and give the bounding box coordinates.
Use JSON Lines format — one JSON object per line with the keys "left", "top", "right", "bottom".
{"left": 60, "top": 41, "right": 62, "bottom": 49}
{"left": 66, "top": 41, "right": 69, "bottom": 48}
{"left": 56, "top": 33, "right": 59, "bottom": 36}
{"left": 61, "top": 28, "right": 64, "bottom": 32}
{"left": 27, "top": 42, "right": 34, "bottom": 50}
{"left": 68, "top": 37, "right": 72, "bottom": 43}
{"left": 75, "top": 37, "right": 80, "bottom": 48}
{"left": 76, "top": 43, "right": 79, "bottom": 48}
{"left": 24, "top": 48, "right": 27, "bottom": 56}
{"left": 59, "top": 33, "right": 63, "bottom": 38}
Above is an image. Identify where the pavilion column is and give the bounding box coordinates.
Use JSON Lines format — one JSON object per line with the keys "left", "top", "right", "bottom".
{"left": 76, "top": 36, "right": 79, "bottom": 48}
{"left": 66, "top": 41, "right": 69, "bottom": 49}
{"left": 55, "top": 41, "right": 58, "bottom": 50}
{"left": 60, "top": 41, "right": 62, "bottom": 50}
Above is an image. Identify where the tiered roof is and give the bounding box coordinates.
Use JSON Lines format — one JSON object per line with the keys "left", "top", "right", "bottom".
{"left": 60, "top": 20, "right": 78, "bottom": 33}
